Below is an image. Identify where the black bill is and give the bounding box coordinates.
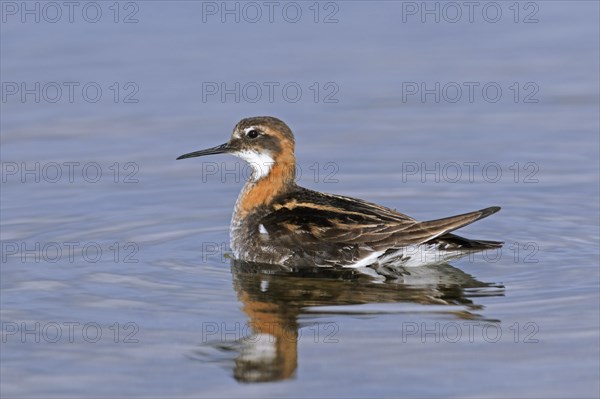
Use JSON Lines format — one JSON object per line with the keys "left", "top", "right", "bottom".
{"left": 176, "top": 143, "right": 230, "bottom": 160}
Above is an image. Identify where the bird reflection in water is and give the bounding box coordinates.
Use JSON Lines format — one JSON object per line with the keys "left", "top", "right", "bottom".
{"left": 191, "top": 260, "right": 504, "bottom": 383}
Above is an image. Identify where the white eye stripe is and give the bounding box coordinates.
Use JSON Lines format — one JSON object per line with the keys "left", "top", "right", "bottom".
{"left": 234, "top": 126, "right": 259, "bottom": 139}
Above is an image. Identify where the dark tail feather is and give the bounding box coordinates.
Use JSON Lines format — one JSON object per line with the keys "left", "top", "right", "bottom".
{"left": 405, "top": 206, "right": 501, "bottom": 246}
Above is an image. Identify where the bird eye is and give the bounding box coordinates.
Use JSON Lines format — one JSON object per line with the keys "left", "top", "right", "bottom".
{"left": 247, "top": 129, "right": 260, "bottom": 139}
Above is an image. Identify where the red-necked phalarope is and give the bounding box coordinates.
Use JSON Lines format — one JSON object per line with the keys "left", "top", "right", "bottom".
{"left": 177, "top": 116, "right": 502, "bottom": 270}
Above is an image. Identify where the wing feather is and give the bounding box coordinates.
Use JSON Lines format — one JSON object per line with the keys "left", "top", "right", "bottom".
{"left": 262, "top": 187, "right": 500, "bottom": 266}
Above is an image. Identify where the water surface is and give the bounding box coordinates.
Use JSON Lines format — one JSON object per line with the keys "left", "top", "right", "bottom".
{"left": 1, "top": 1, "right": 599, "bottom": 397}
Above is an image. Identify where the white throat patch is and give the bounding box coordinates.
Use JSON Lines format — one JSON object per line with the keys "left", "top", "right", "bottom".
{"left": 233, "top": 150, "right": 275, "bottom": 181}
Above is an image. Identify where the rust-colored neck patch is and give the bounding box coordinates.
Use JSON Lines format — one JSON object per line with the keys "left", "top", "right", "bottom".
{"left": 236, "top": 139, "right": 296, "bottom": 217}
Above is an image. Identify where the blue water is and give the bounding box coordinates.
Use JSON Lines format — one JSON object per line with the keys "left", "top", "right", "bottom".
{"left": 1, "top": 1, "right": 599, "bottom": 397}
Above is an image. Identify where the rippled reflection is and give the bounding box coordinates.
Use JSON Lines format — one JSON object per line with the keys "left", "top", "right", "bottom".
{"left": 192, "top": 261, "right": 504, "bottom": 383}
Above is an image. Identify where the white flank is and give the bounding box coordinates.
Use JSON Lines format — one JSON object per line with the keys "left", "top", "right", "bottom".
{"left": 346, "top": 245, "right": 468, "bottom": 269}
{"left": 233, "top": 150, "right": 275, "bottom": 181}
{"left": 346, "top": 251, "right": 385, "bottom": 268}
{"left": 400, "top": 244, "right": 464, "bottom": 267}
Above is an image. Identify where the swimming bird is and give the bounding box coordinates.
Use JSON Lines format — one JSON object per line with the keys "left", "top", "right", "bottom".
{"left": 177, "top": 116, "right": 502, "bottom": 273}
